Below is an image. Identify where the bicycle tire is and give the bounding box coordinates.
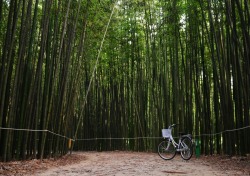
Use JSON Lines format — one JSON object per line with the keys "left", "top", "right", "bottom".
{"left": 158, "top": 140, "right": 176, "bottom": 160}
{"left": 180, "top": 137, "right": 193, "bottom": 160}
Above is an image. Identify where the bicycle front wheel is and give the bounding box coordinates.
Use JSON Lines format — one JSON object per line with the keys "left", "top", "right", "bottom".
{"left": 180, "top": 137, "right": 193, "bottom": 160}
{"left": 158, "top": 140, "right": 176, "bottom": 160}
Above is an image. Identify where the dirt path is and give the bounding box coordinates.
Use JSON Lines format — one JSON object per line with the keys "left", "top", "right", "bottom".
{"left": 34, "top": 152, "right": 245, "bottom": 176}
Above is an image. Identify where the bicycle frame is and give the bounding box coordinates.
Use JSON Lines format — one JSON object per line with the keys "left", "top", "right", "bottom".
{"left": 166, "top": 135, "right": 182, "bottom": 152}
{"left": 166, "top": 129, "right": 192, "bottom": 152}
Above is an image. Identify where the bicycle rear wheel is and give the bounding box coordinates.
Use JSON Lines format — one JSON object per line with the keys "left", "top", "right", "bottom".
{"left": 180, "top": 137, "right": 193, "bottom": 160}
{"left": 158, "top": 140, "right": 176, "bottom": 160}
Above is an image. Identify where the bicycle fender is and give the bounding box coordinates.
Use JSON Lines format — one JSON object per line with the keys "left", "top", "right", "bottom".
{"left": 182, "top": 134, "right": 192, "bottom": 140}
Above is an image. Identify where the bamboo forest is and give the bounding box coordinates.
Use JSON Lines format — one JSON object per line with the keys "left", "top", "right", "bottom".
{"left": 0, "top": 0, "right": 249, "bottom": 162}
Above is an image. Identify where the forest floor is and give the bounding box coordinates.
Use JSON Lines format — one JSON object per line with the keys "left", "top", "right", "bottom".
{"left": 0, "top": 151, "right": 250, "bottom": 176}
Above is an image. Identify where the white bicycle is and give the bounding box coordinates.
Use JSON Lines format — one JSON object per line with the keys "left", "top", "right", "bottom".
{"left": 158, "top": 124, "right": 193, "bottom": 160}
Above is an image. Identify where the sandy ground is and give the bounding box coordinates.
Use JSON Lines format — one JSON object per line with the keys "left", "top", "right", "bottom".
{"left": 32, "top": 152, "right": 248, "bottom": 176}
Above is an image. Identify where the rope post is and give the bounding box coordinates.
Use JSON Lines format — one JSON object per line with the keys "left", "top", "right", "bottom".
{"left": 68, "top": 139, "right": 72, "bottom": 149}
{"left": 69, "top": 139, "right": 74, "bottom": 155}
{"left": 195, "top": 137, "right": 201, "bottom": 158}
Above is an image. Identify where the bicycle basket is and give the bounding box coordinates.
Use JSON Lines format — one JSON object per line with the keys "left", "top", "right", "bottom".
{"left": 162, "top": 129, "right": 171, "bottom": 138}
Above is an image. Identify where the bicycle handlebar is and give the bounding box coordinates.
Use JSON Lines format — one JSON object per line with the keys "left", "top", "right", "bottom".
{"left": 168, "top": 124, "right": 179, "bottom": 129}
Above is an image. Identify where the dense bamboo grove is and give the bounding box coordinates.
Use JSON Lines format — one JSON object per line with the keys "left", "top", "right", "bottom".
{"left": 0, "top": 0, "right": 249, "bottom": 161}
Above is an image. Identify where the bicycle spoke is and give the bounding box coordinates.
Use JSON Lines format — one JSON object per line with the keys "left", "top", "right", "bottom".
{"left": 158, "top": 140, "right": 176, "bottom": 160}
{"left": 180, "top": 137, "right": 193, "bottom": 160}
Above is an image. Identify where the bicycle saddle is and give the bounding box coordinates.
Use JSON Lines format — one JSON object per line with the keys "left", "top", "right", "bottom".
{"left": 179, "top": 132, "right": 186, "bottom": 136}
